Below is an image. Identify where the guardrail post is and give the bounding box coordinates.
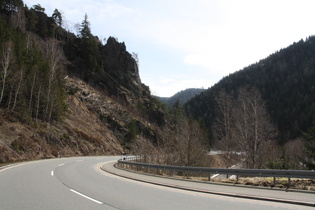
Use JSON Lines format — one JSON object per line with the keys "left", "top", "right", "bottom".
{"left": 288, "top": 177, "right": 291, "bottom": 189}
{"left": 273, "top": 177, "right": 276, "bottom": 186}
{"left": 208, "top": 173, "right": 210, "bottom": 181}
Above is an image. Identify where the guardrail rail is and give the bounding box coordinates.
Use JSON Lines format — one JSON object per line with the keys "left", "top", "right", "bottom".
{"left": 117, "top": 156, "right": 315, "bottom": 188}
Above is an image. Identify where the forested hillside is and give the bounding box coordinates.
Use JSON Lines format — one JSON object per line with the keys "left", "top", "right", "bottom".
{"left": 185, "top": 37, "right": 315, "bottom": 142}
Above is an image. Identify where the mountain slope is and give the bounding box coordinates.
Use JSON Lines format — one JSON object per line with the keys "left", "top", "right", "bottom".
{"left": 185, "top": 37, "right": 315, "bottom": 142}
{"left": 0, "top": 1, "right": 171, "bottom": 162}
{"left": 158, "top": 88, "right": 205, "bottom": 107}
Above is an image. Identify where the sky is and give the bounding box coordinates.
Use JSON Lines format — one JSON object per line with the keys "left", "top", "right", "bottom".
{"left": 23, "top": 0, "right": 315, "bottom": 97}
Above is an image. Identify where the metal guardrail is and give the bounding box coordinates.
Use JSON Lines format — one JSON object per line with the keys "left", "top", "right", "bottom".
{"left": 117, "top": 156, "right": 315, "bottom": 187}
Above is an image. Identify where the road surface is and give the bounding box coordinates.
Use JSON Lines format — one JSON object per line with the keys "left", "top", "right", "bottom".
{"left": 0, "top": 156, "right": 312, "bottom": 209}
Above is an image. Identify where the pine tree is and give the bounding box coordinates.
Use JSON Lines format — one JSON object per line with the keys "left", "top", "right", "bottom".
{"left": 52, "top": 9, "right": 62, "bottom": 27}
{"left": 79, "top": 14, "right": 92, "bottom": 39}
{"left": 78, "top": 13, "right": 100, "bottom": 73}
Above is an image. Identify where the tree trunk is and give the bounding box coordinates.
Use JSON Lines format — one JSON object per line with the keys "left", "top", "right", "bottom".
{"left": 12, "top": 69, "right": 23, "bottom": 111}
{"left": 0, "top": 41, "right": 13, "bottom": 104}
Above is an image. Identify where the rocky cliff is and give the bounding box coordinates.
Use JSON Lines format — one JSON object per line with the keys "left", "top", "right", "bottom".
{"left": 91, "top": 37, "right": 150, "bottom": 101}
{"left": 0, "top": 2, "right": 172, "bottom": 163}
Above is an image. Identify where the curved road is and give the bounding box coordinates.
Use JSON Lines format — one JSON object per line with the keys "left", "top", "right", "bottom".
{"left": 0, "top": 156, "right": 312, "bottom": 209}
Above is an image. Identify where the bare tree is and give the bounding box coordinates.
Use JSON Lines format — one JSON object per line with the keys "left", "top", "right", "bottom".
{"left": 174, "top": 117, "right": 207, "bottom": 167}
{"left": 234, "top": 88, "right": 278, "bottom": 169}
{"left": 25, "top": 33, "right": 37, "bottom": 115}
{"left": 11, "top": 67, "right": 23, "bottom": 111}
{"left": 28, "top": 68, "right": 36, "bottom": 113}
{"left": 213, "top": 89, "right": 237, "bottom": 167}
{"left": 0, "top": 41, "right": 14, "bottom": 104}
{"left": 6, "top": 68, "right": 23, "bottom": 111}
{"left": 35, "top": 85, "right": 41, "bottom": 123}
{"left": 44, "top": 39, "right": 63, "bottom": 121}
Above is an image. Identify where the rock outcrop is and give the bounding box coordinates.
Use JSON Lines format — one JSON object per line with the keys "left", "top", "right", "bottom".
{"left": 88, "top": 37, "right": 150, "bottom": 104}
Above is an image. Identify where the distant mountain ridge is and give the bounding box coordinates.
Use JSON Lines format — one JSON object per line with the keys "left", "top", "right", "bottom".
{"left": 158, "top": 88, "right": 205, "bottom": 107}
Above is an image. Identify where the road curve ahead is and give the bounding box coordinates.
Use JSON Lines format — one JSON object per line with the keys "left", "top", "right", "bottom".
{"left": 0, "top": 156, "right": 312, "bottom": 210}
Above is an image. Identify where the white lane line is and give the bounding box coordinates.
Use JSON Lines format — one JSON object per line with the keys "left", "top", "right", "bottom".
{"left": 51, "top": 170, "right": 54, "bottom": 176}
{"left": 70, "top": 189, "right": 103, "bottom": 205}
{"left": 58, "top": 163, "right": 65, "bottom": 167}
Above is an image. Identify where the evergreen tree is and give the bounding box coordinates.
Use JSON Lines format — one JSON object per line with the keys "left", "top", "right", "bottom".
{"left": 125, "top": 120, "right": 138, "bottom": 142}
{"left": 52, "top": 9, "right": 62, "bottom": 27}
{"left": 79, "top": 13, "right": 92, "bottom": 39}
{"left": 33, "top": 4, "right": 45, "bottom": 13}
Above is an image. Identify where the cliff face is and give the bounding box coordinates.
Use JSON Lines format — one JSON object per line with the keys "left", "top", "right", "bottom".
{"left": 87, "top": 37, "right": 150, "bottom": 103}
{"left": 102, "top": 37, "right": 141, "bottom": 85}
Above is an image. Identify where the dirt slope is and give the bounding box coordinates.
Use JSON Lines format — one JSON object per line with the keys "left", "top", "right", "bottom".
{"left": 0, "top": 76, "right": 157, "bottom": 163}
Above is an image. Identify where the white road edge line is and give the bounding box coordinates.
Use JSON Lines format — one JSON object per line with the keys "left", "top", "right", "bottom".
{"left": 58, "top": 163, "right": 65, "bottom": 167}
{"left": 70, "top": 189, "right": 103, "bottom": 205}
{"left": 51, "top": 170, "right": 54, "bottom": 176}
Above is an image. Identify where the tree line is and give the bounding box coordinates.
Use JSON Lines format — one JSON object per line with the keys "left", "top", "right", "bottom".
{"left": 0, "top": 2, "right": 66, "bottom": 123}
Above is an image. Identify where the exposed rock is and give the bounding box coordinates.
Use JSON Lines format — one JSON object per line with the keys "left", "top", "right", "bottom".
{"left": 0, "top": 76, "right": 167, "bottom": 163}
{"left": 84, "top": 36, "right": 150, "bottom": 106}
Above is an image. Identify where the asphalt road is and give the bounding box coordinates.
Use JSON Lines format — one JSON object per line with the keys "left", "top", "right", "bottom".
{"left": 0, "top": 156, "right": 313, "bottom": 210}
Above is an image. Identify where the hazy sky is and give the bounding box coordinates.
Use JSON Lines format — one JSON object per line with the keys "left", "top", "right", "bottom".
{"left": 23, "top": 0, "right": 315, "bottom": 97}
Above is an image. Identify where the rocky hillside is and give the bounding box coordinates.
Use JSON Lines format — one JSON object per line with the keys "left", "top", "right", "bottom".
{"left": 1, "top": 77, "right": 120, "bottom": 161}
{"left": 0, "top": 1, "right": 172, "bottom": 163}
{"left": 0, "top": 74, "right": 169, "bottom": 162}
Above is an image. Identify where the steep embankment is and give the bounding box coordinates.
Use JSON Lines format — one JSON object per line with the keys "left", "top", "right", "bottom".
{"left": 0, "top": 75, "right": 168, "bottom": 162}
{"left": 0, "top": 77, "right": 123, "bottom": 162}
